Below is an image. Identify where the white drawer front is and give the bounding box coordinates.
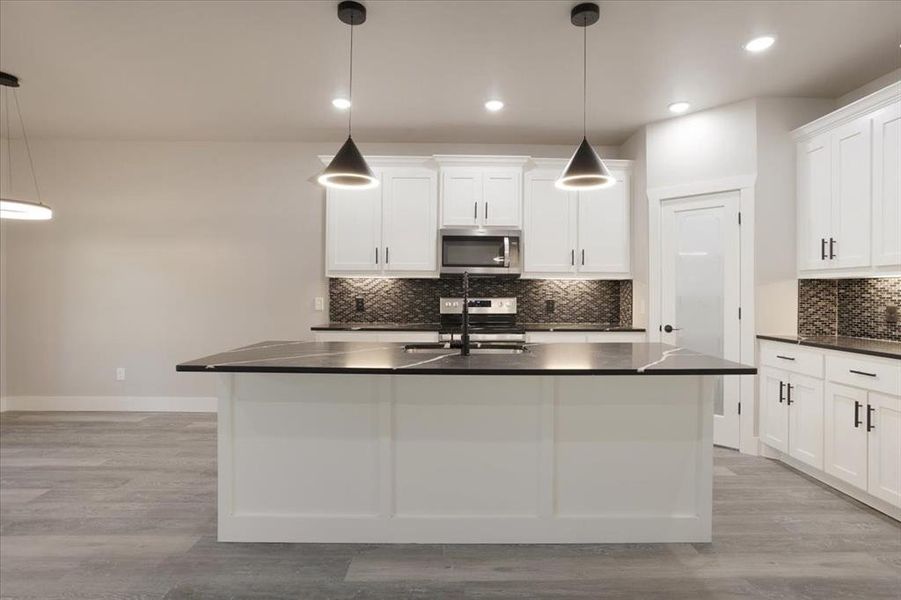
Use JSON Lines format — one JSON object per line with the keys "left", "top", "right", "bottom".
{"left": 759, "top": 342, "right": 824, "bottom": 378}
{"left": 826, "top": 354, "right": 901, "bottom": 396}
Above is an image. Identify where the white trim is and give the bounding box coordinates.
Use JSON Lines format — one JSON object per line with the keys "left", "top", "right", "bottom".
{"left": 647, "top": 175, "right": 758, "bottom": 455}
{"left": 0, "top": 396, "right": 217, "bottom": 413}
{"left": 433, "top": 154, "right": 531, "bottom": 167}
{"left": 792, "top": 82, "right": 901, "bottom": 141}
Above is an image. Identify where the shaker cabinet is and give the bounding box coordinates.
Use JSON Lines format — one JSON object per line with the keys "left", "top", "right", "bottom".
{"left": 759, "top": 366, "right": 824, "bottom": 469}
{"left": 523, "top": 161, "right": 631, "bottom": 279}
{"left": 439, "top": 163, "right": 524, "bottom": 228}
{"left": 795, "top": 82, "right": 900, "bottom": 277}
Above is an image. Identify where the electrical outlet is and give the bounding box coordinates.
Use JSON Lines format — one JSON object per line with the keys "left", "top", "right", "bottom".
{"left": 355, "top": 297, "right": 365, "bottom": 312}
{"left": 886, "top": 305, "right": 898, "bottom": 324}
{"left": 546, "top": 299, "right": 555, "bottom": 314}
{"left": 314, "top": 297, "right": 325, "bottom": 311}
{"left": 116, "top": 368, "right": 126, "bottom": 381}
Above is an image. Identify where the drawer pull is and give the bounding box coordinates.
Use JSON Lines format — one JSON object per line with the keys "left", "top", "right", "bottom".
{"left": 854, "top": 401, "right": 862, "bottom": 428}
{"left": 866, "top": 404, "right": 875, "bottom": 432}
{"left": 776, "top": 355, "right": 796, "bottom": 361}
{"left": 849, "top": 369, "right": 877, "bottom": 378}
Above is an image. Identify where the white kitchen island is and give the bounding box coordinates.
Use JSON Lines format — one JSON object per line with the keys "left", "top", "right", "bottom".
{"left": 177, "top": 341, "right": 755, "bottom": 544}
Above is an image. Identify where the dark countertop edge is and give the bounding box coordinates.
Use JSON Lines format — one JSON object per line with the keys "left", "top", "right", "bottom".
{"left": 176, "top": 365, "right": 756, "bottom": 376}
{"left": 756, "top": 334, "right": 901, "bottom": 360}
{"left": 311, "top": 324, "right": 647, "bottom": 333}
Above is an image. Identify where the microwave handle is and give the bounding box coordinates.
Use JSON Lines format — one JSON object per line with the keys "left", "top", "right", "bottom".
{"left": 503, "top": 237, "right": 511, "bottom": 268}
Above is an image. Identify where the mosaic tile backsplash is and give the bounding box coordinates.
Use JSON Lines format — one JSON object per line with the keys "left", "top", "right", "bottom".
{"left": 329, "top": 278, "right": 633, "bottom": 325}
{"left": 798, "top": 278, "right": 901, "bottom": 341}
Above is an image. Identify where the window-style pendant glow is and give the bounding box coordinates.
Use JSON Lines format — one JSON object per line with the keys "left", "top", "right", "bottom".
{"left": 319, "top": 2, "right": 377, "bottom": 190}
{"left": 1, "top": 71, "right": 52, "bottom": 220}
{"left": 556, "top": 3, "right": 614, "bottom": 191}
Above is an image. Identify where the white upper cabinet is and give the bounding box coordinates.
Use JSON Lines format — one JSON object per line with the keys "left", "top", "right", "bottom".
{"left": 327, "top": 170, "right": 383, "bottom": 273}
{"left": 872, "top": 102, "right": 901, "bottom": 267}
{"left": 381, "top": 168, "right": 438, "bottom": 272}
{"left": 326, "top": 159, "right": 438, "bottom": 277}
{"left": 794, "top": 82, "right": 900, "bottom": 277}
{"left": 523, "top": 169, "right": 577, "bottom": 273}
{"left": 578, "top": 169, "right": 630, "bottom": 274}
{"left": 437, "top": 157, "right": 528, "bottom": 228}
{"left": 522, "top": 160, "right": 631, "bottom": 279}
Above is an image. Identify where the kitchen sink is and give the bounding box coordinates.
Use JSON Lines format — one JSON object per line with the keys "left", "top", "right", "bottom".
{"left": 403, "top": 343, "right": 527, "bottom": 355}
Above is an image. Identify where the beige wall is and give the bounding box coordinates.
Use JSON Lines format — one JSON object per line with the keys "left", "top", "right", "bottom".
{"left": 0, "top": 139, "right": 617, "bottom": 399}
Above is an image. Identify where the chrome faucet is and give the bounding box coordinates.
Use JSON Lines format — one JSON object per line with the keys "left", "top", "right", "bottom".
{"left": 461, "top": 271, "right": 470, "bottom": 356}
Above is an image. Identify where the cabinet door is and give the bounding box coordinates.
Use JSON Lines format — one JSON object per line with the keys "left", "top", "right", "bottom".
{"left": 867, "top": 392, "right": 901, "bottom": 507}
{"left": 797, "top": 134, "right": 832, "bottom": 271}
{"left": 577, "top": 171, "right": 630, "bottom": 274}
{"left": 824, "top": 382, "right": 869, "bottom": 490}
{"left": 441, "top": 168, "right": 482, "bottom": 227}
{"left": 382, "top": 168, "right": 438, "bottom": 273}
{"left": 523, "top": 171, "right": 577, "bottom": 273}
{"left": 326, "top": 176, "right": 382, "bottom": 273}
{"left": 830, "top": 117, "right": 872, "bottom": 269}
{"left": 760, "top": 367, "right": 789, "bottom": 453}
{"left": 872, "top": 103, "right": 901, "bottom": 267}
{"left": 483, "top": 168, "right": 521, "bottom": 227}
{"left": 787, "top": 373, "right": 824, "bottom": 469}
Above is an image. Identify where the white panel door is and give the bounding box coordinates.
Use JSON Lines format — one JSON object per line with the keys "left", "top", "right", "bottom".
{"left": 523, "top": 171, "right": 577, "bottom": 273}
{"left": 660, "top": 191, "right": 741, "bottom": 448}
{"left": 483, "top": 168, "right": 521, "bottom": 227}
{"left": 787, "top": 373, "right": 824, "bottom": 469}
{"left": 797, "top": 133, "right": 832, "bottom": 271}
{"left": 824, "top": 382, "right": 869, "bottom": 490}
{"left": 441, "top": 168, "right": 482, "bottom": 227}
{"left": 760, "top": 367, "right": 789, "bottom": 453}
{"left": 382, "top": 168, "right": 438, "bottom": 273}
{"left": 872, "top": 102, "right": 901, "bottom": 267}
{"left": 830, "top": 117, "right": 872, "bottom": 269}
{"left": 867, "top": 392, "right": 901, "bottom": 507}
{"left": 577, "top": 171, "right": 630, "bottom": 274}
{"left": 326, "top": 175, "right": 382, "bottom": 273}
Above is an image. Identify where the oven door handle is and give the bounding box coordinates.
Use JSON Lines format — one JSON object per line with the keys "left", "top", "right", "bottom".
{"left": 503, "top": 237, "right": 511, "bottom": 268}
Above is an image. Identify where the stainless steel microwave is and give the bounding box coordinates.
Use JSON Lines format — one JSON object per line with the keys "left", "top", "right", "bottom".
{"left": 439, "top": 228, "right": 521, "bottom": 276}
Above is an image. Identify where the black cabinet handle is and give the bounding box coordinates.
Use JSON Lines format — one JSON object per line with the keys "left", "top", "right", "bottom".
{"left": 385, "top": 247, "right": 389, "bottom": 264}
{"left": 828, "top": 237, "right": 836, "bottom": 260}
{"left": 820, "top": 238, "right": 827, "bottom": 260}
{"left": 854, "top": 400, "right": 862, "bottom": 428}
{"left": 849, "top": 369, "right": 876, "bottom": 378}
{"left": 867, "top": 405, "right": 875, "bottom": 432}
{"left": 571, "top": 249, "right": 574, "bottom": 266}
{"left": 779, "top": 381, "right": 785, "bottom": 403}
{"left": 786, "top": 384, "right": 793, "bottom": 405}
{"left": 776, "top": 355, "right": 796, "bottom": 361}
{"left": 485, "top": 202, "right": 488, "bottom": 220}
{"left": 474, "top": 201, "right": 478, "bottom": 220}
{"left": 375, "top": 247, "right": 379, "bottom": 264}
{"left": 581, "top": 249, "right": 585, "bottom": 265}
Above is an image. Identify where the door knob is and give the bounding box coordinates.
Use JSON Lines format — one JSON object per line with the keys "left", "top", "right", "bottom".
{"left": 663, "top": 324, "right": 681, "bottom": 333}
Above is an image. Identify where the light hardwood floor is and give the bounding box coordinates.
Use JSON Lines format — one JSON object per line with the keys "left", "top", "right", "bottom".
{"left": 0, "top": 411, "right": 898, "bottom": 599}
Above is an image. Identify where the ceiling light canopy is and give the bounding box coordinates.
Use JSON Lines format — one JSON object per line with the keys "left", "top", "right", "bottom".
{"left": 332, "top": 97, "right": 351, "bottom": 109}
{"left": 1, "top": 71, "right": 52, "bottom": 221}
{"left": 668, "top": 101, "right": 691, "bottom": 114}
{"left": 484, "top": 99, "right": 504, "bottom": 112}
{"left": 556, "top": 3, "right": 615, "bottom": 191}
{"left": 744, "top": 35, "right": 776, "bottom": 53}
{"left": 319, "top": 1, "right": 377, "bottom": 190}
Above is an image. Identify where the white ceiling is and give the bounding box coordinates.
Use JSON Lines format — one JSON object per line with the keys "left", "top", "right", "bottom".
{"left": 1, "top": 0, "right": 899, "bottom": 145}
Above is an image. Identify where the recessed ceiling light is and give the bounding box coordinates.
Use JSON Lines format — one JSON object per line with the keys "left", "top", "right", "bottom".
{"left": 744, "top": 35, "right": 776, "bottom": 53}
{"left": 484, "top": 99, "right": 504, "bottom": 112}
{"left": 668, "top": 101, "right": 691, "bottom": 114}
{"left": 332, "top": 97, "right": 351, "bottom": 109}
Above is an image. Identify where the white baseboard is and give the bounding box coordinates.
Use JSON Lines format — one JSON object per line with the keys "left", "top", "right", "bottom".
{"left": 0, "top": 395, "right": 217, "bottom": 413}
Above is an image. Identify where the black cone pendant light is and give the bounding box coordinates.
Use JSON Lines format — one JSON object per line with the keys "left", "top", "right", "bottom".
{"left": 1, "top": 72, "right": 52, "bottom": 220}
{"left": 556, "top": 3, "right": 615, "bottom": 191}
{"left": 318, "top": 1, "right": 378, "bottom": 190}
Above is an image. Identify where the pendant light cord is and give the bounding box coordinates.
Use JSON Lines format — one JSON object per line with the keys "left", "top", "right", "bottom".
{"left": 582, "top": 22, "right": 587, "bottom": 139}
{"left": 13, "top": 89, "right": 41, "bottom": 202}
{"left": 4, "top": 88, "right": 11, "bottom": 194}
{"left": 347, "top": 16, "right": 354, "bottom": 137}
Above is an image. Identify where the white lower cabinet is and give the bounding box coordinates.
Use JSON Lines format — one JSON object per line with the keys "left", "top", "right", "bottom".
{"left": 760, "top": 339, "right": 901, "bottom": 512}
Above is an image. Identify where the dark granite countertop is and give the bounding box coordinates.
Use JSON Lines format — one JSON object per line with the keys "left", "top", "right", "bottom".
{"left": 177, "top": 341, "right": 756, "bottom": 376}
{"left": 757, "top": 334, "right": 901, "bottom": 360}
{"left": 311, "top": 323, "right": 646, "bottom": 333}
